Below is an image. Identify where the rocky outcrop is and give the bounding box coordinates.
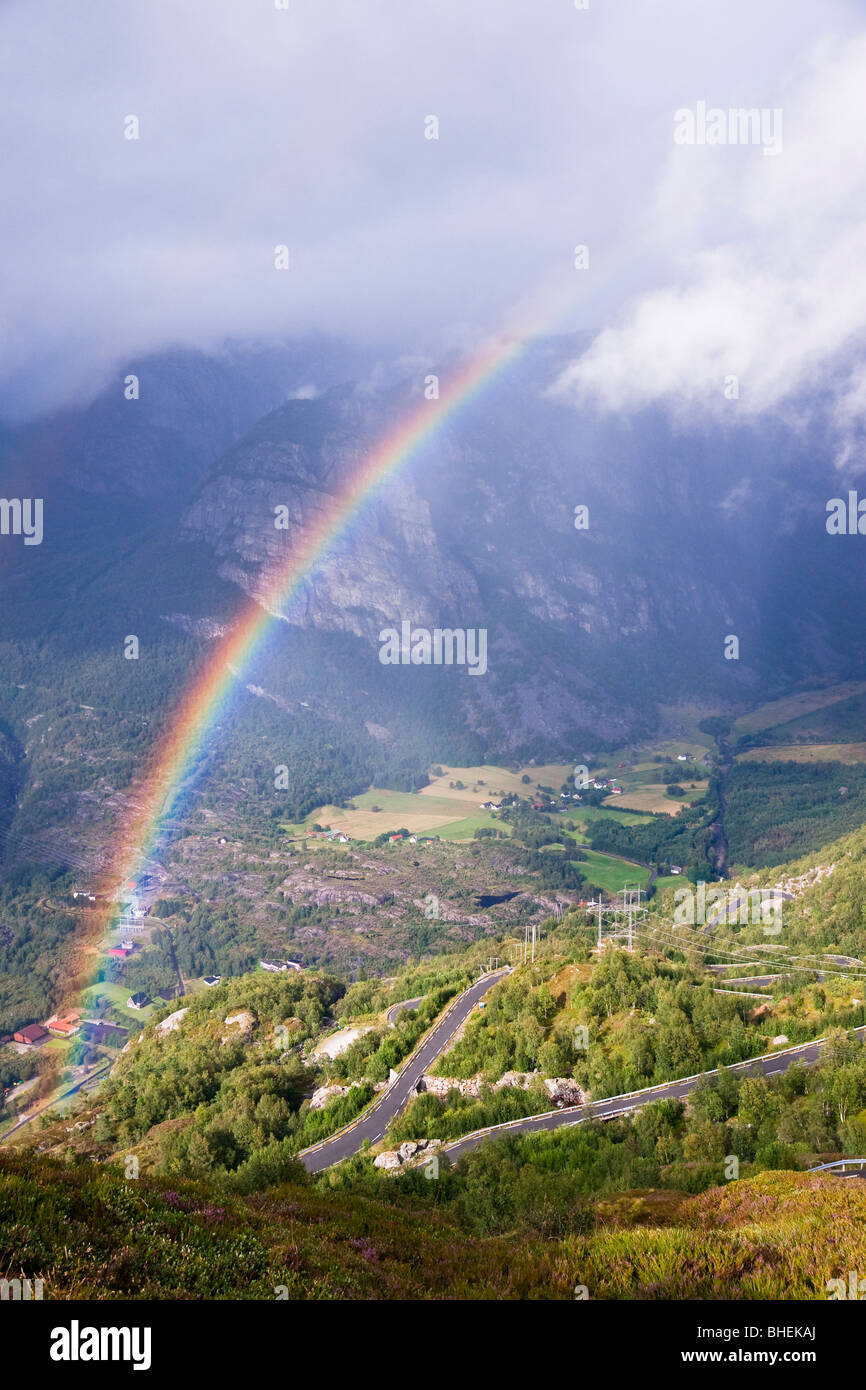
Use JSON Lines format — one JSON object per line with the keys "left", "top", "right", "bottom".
{"left": 373, "top": 1138, "right": 441, "bottom": 1172}
{"left": 155, "top": 1007, "right": 189, "bottom": 1038}
{"left": 309, "top": 1083, "right": 349, "bottom": 1110}
{"left": 419, "top": 1074, "right": 482, "bottom": 1100}
{"left": 309, "top": 1078, "right": 389, "bottom": 1110}
{"left": 495, "top": 1070, "right": 536, "bottom": 1091}
{"left": 773, "top": 864, "right": 836, "bottom": 896}
{"left": 544, "top": 1077, "right": 584, "bottom": 1107}
{"left": 419, "top": 1070, "right": 584, "bottom": 1107}
{"left": 221, "top": 1009, "right": 256, "bottom": 1044}
{"left": 161, "top": 614, "right": 229, "bottom": 640}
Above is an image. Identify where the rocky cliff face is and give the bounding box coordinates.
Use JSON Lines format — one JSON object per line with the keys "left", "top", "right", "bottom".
{"left": 181, "top": 390, "right": 482, "bottom": 640}
{"left": 3, "top": 336, "right": 864, "bottom": 768}
{"left": 169, "top": 355, "right": 791, "bottom": 750}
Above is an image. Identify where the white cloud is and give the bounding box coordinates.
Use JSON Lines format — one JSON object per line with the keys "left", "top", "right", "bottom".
{"left": 0, "top": 0, "right": 859, "bottom": 416}
{"left": 553, "top": 32, "right": 866, "bottom": 464}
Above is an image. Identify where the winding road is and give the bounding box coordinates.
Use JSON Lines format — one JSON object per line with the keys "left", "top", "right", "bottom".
{"left": 0, "top": 1061, "right": 110, "bottom": 1144}
{"left": 298, "top": 968, "right": 510, "bottom": 1173}
{"left": 702, "top": 888, "right": 795, "bottom": 933}
{"left": 384, "top": 995, "right": 425, "bottom": 1026}
{"left": 441, "top": 1025, "right": 866, "bottom": 1163}
{"left": 297, "top": 961, "right": 866, "bottom": 1172}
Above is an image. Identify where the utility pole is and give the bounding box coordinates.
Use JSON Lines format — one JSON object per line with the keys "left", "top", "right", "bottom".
{"left": 531, "top": 921, "right": 536, "bottom": 964}
{"left": 590, "top": 888, "right": 647, "bottom": 954}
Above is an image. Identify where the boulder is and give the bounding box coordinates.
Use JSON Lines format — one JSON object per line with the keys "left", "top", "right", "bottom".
{"left": 309, "top": 1084, "right": 349, "bottom": 1111}
{"left": 372, "top": 1139, "right": 442, "bottom": 1174}
{"left": 544, "top": 1078, "right": 583, "bottom": 1107}
{"left": 373, "top": 1151, "right": 403, "bottom": 1170}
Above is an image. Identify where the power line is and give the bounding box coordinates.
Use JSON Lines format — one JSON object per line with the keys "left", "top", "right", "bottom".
{"left": 626, "top": 922, "right": 866, "bottom": 985}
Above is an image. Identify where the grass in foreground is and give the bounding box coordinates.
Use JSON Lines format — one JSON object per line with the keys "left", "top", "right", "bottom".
{"left": 0, "top": 1151, "right": 862, "bottom": 1300}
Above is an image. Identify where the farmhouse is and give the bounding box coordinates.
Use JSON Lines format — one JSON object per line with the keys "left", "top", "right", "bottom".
{"left": 45, "top": 1011, "right": 81, "bottom": 1037}
{"left": 126, "top": 992, "right": 151, "bottom": 1010}
{"left": 13, "top": 1023, "right": 48, "bottom": 1045}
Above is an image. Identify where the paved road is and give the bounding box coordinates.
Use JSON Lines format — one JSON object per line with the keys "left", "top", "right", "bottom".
{"left": 702, "top": 888, "right": 796, "bottom": 934}
{"left": 0, "top": 1061, "right": 110, "bottom": 1144}
{"left": 385, "top": 996, "right": 425, "bottom": 1026}
{"left": 713, "top": 987, "right": 770, "bottom": 1000}
{"left": 707, "top": 961, "right": 764, "bottom": 971}
{"left": 299, "top": 969, "right": 510, "bottom": 1173}
{"left": 440, "top": 1025, "right": 866, "bottom": 1164}
{"left": 719, "top": 974, "right": 786, "bottom": 988}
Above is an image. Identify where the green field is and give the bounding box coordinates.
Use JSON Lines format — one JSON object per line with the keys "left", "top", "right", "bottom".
{"left": 739, "top": 742, "right": 866, "bottom": 765}
{"left": 577, "top": 850, "right": 651, "bottom": 895}
{"left": 565, "top": 806, "right": 653, "bottom": 840}
{"left": 653, "top": 873, "right": 688, "bottom": 895}
{"left": 731, "top": 682, "right": 866, "bottom": 738}
{"left": 427, "top": 813, "right": 513, "bottom": 839}
{"left": 83, "top": 980, "right": 156, "bottom": 1023}
{"left": 279, "top": 760, "right": 659, "bottom": 845}
{"left": 280, "top": 786, "right": 504, "bottom": 841}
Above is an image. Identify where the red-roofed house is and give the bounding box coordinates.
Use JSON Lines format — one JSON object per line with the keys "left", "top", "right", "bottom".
{"left": 46, "top": 1011, "right": 81, "bottom": 1037}
{"left": 13, "top": 1023, "right": 48, "bottom": 1046}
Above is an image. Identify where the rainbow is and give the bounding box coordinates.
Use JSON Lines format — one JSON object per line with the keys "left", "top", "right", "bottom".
{"left": 87, "top": 323, "right": 540, "bottom": 982}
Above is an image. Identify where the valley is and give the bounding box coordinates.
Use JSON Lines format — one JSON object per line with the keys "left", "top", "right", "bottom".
{"left": 5, "top": 0, "right": 866, "bottom": 1337}
{"left": 8, "top": 812, "right": 866, "bottom": 1303}
{"left": 3, "top": 339, "right": 866, "bottom": 1311}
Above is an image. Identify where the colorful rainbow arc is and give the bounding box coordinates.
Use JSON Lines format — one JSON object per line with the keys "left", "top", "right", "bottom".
{"left": 88, "top": 326, "right": 534, "bottom": 978}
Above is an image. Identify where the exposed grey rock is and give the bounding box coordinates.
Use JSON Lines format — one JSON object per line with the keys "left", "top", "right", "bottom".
{"left": 309, "top": 1084, "right": 349, "bottom": 1110}
{"left": 373, "top": 1150, "right": 403, "bottom": 1170}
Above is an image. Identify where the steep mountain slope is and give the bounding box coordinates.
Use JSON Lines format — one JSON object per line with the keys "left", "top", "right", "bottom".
{"left": 1, "top": 337, "right": 866, "bottom": 923}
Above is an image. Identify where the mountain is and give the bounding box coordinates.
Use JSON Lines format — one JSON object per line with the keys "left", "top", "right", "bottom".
{"left": 2, "top": 336, "right": 866, "bottom": 879}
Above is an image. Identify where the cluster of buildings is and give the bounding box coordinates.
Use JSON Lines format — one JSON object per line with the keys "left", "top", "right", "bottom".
{"left": 8, "top": 1009, "right": 83, "bottom": 1048}
{"left": 6, "top": 1007, "right": 136, "bottom": 1049}
{"left": 107, "top": 939, "right": 138, "bottom": 961}
{"left": 259, "top": 959, "right": 304, "bottom": 974}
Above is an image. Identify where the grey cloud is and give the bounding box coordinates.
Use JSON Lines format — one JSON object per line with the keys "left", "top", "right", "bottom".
{"left": 0, "top": 0, "right": 857, "bottom": 417}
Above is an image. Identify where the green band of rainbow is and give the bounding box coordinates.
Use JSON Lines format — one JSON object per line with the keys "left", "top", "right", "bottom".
{"left": 92, "top": 328, "right": 530, "bottom": 973}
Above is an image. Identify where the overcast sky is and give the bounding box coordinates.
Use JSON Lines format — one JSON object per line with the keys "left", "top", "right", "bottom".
{"left": 1, "top": 0, "right": 863, "bottom": 439}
